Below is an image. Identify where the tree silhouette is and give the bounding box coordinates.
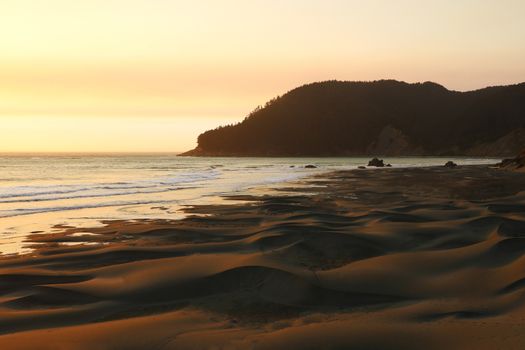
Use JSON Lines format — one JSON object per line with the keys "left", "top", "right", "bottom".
{"left": 186, "top": 80, "right": 525, "bottom": 156}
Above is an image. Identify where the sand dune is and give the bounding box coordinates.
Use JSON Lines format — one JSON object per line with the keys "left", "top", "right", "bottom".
{"left": 1, "top": 165, "right": 525, "bottom": 349}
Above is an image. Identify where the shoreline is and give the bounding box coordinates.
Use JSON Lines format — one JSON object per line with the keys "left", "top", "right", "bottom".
{"left": 1, "top": 164, "right": 525, "bottom": 348}
{"left": 0, "top": 158, "right": 498, "bottom": 256}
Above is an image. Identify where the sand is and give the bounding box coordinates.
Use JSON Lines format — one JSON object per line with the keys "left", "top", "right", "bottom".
{"left": 1, "top": 165, "right": 525, "bottom": 349}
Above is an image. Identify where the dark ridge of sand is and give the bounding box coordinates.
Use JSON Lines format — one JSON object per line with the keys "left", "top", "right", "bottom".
{"left": 1, "top": 165, "right": 525, "bottom": 349}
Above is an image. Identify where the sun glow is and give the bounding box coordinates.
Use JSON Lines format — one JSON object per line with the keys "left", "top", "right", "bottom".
{"left": 1, "top": 0, "right": 524, "bottom": 152}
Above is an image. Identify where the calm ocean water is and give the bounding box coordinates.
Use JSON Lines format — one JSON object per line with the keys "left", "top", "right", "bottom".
{"left": 0, "top": 154, "right": 498, "bottom": 254}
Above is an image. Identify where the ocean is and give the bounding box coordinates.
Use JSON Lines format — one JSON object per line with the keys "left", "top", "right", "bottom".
{"left": 0, "top": 154, "right": 498, "bottom": 255}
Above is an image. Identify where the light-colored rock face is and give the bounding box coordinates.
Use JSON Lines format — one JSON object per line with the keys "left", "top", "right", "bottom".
{"left": 465, "top": 128, "right": 525, "bottom": 157}
{"left": 366, "top": 125, "right": 423, "bottom": 156}
{"left": 365, "top": 126, "right": 525, "bottom": 157}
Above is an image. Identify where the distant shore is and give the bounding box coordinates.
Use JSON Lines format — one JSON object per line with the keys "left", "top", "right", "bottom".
{"left": 1, "top": 164, "right": 525, "bottom": 349}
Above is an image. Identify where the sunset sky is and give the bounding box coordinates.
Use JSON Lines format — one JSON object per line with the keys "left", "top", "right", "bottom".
{"left": 1, "top": 0, "right": 524, "bottom": 152}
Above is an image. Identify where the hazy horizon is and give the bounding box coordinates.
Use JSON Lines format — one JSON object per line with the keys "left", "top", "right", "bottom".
{"left": 1, "top": 0, "right": 524, "bottom": 152}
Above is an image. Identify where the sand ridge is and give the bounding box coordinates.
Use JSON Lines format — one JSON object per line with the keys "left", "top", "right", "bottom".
{"left": 1, "top": 165, "right": 525, "bottom": 349}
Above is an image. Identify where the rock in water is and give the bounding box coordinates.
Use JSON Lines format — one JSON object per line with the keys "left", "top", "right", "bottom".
{"left": 444, "top": 161, "right": 458, "bottom": 168}
{"left": 368, "top": 158, "right": 385, "bottom": 167}
{"left": 305, "top": 165, "right": 317, "bottom": 169}
{"left": 358, "top": 166, "right": 366, "bottom": 169}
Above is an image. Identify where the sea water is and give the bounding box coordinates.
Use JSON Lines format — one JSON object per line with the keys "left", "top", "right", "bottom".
{"left": 0, "top": 154, "right": 498, "bottom": 254}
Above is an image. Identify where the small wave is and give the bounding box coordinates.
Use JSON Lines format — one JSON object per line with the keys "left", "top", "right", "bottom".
{"left": 0, "top": 187, "right": 185, "bottom": 204}
{"left": 0, "top": 198, "right": 178, "bottom": 219}
{"left": 0, "top": 170, "right": 220, "bottom": 201}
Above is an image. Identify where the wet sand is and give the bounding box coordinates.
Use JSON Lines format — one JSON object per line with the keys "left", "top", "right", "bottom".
{"left": 1, "top": 165, "right": 525, "bottom": 349}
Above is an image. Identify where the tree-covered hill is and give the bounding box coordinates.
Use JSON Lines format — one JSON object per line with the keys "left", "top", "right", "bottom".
{"left": 181, "top": 80, "right": 525, "bottom": 156}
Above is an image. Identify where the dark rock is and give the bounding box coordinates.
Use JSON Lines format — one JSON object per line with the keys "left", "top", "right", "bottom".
{"left": 290, "top": 165, "right": 295, "bottom": 168}
{"left": 386, "top": 164, "right": 392, "bottom": 167}
{"left": 151, "top": 206, "right": 169, "bottom": 211}
{"left": 304, "top": 165, "right": 317, "bottom": 169}
{"left": 444, "top": 161, "right": 458, "bottom": 168}
{"left": 497, "top": 150, "right": 525, "bottom": 171}
{"left": 358, "top": 166, "right": 366, "bottom": 169}
{"left": 368, "top": 158, "right": 385, "bottom": 167}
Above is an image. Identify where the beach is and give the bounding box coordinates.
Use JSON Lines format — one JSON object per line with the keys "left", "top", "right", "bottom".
{"left": 1, "top": 164, "right": 525, "bottom": 349}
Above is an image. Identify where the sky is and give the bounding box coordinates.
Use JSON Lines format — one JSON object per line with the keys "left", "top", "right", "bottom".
{"left": 1, "top": 0, "right": 524, "bottom": 152}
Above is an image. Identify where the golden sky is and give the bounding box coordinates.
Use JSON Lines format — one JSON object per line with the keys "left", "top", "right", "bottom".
{"left": 1, "top": 0, "right": 524, "bottom": 152}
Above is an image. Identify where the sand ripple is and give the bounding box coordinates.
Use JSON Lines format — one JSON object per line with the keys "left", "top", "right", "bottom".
{"left": 1, "top": 165, "right": 525, "bottom": 349}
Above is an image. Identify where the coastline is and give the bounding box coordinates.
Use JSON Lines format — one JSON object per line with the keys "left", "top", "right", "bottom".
{"left": 1, "top": 164, "right": 525, "bottom": 349}
{"left": 0, "top": 155, "right": 498, "bottom": 256}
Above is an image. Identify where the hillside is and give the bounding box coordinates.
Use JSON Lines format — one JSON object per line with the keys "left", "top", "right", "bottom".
{"left": 181, "top": 80, "right": 525, "bottom": 157}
